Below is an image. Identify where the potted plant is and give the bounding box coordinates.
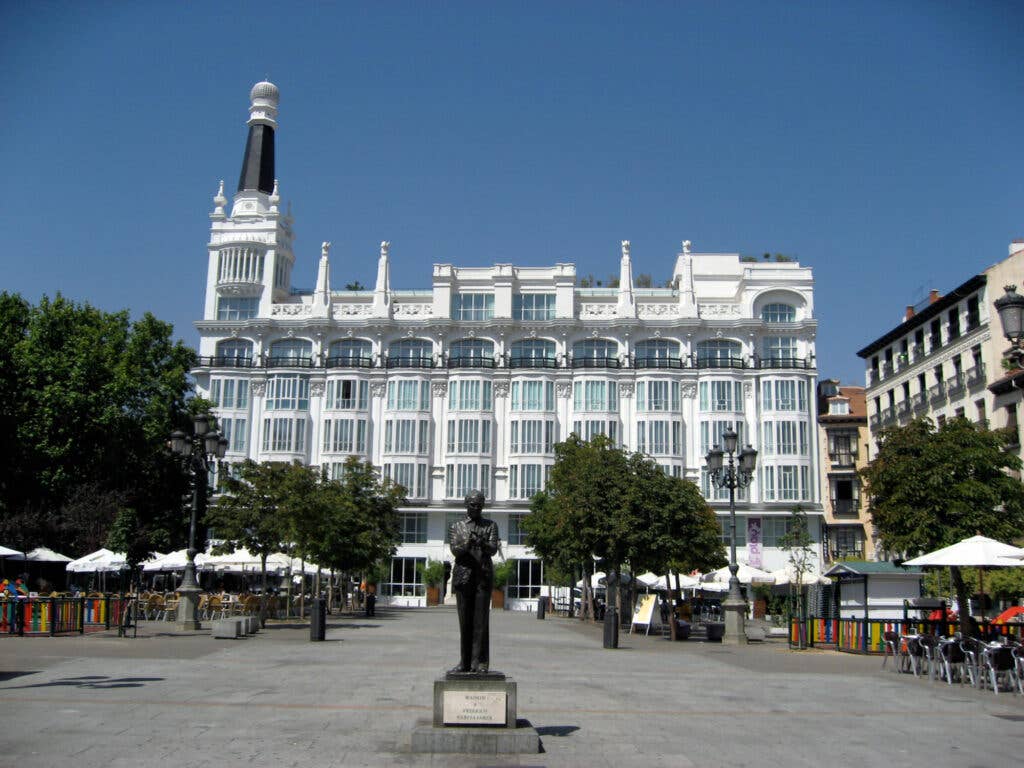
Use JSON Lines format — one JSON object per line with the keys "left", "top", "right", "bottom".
{"left": 491, "top": 560, "right": 515, "bottom": 610}
{"left": 418, "top": 559, "right": 446, "bottom": 606}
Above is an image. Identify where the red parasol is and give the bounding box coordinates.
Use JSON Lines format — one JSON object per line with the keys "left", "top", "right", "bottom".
{"left": 993, "top": 605, "right": 1024, "bottom": 624}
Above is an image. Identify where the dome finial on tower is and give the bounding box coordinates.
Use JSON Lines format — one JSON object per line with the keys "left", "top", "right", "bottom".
{"left": 237, "top": 81, "right": 278, "bottom": 194}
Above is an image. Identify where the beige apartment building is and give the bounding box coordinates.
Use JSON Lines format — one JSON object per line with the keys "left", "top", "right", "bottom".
{"left": 817, "top": 380, "right": 875, "bottom": 562}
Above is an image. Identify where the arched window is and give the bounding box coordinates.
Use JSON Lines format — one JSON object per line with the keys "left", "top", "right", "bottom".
{"left": 328, "top": 338, "right": 373, "bottom": 368}
{"left": 449, "top": 339, "right": 496, "bottom": 369}
{"left": 571, "top": 339, "right": 619, "bottom": 369}
{"left": 634, "top": 339, "right": 681, "bottom": 369}
{"left": 695, "top": 339, "right": 743, "bottom": 369}
{"left": 388, "top": 338, "right": 434, "bottom": 369}
{"left": 509, "top": 339, "right": 556, "bottom": 369}
{"left": 216, "top": 339, "right": 253, "bottom": 367}
{"left": 268, "top": 339, "right": 313, "bottom": 367}
{"left": 761, "top": 303, "right": 797, "bottom": 323}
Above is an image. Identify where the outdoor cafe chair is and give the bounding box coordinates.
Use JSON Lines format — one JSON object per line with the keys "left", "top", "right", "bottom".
{"left": 937, "top": 638, "right": 967, "bottom": 685}
{"left": 903, "top": 636, "right": 927, "bottom": 678}
{"left": 916, "top": 634, "right": 941, "bottom": 680}
{"left": 882, "top": 631, "right": 902, "bottom": 672}
{"left": 979, "top": 644, "right": 1019, "bottom": 695}
{"left": 959, "top": 637, "right": 985, "bottom": 688}
{"left": 1012, "top": 645, "right": 1024, "bottom": 695}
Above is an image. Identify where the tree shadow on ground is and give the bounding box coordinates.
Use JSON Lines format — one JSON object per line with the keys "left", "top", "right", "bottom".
{"left": 1, "top": 675, "right": 164, "bottom": 690}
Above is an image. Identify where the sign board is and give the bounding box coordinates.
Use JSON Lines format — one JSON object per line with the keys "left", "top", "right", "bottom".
{"left": 630, "top": 593, "right": 660, "bottom": 635}
{"left": 747, "top": 517, "right": 763, "bottom": 568}
{"left": 442, "top": 690, "right": 506, "bottom": 725}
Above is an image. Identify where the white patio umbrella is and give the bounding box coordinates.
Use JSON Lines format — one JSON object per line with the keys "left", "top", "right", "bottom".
{"left": 0, "top": 545, "right": 23, "bottom": 558}
{"left": 636, "top": 572, "right": 701, "bottom": 590}
{"left": 575, "top": 571, "right": 606, "bottom": 590}
{"left": 902, "top": 535, "right": 1024, "bottom": 567}
{"left": 769, "top": 562, "right": 830, "bottom": 587}
{"left": 66, "top": 549, "right": 128, "bottom": 573}
{"left": 141, "top": 549, "right": 211, "bottom": 572}
{"left": 701, "top": 562, "right": 776, "bottom": 586}
{"left": 25, "top": 547, "right": 72, "bottom": 563}
{"left": 205, "top": 549, "right": 297, "bottom": 574}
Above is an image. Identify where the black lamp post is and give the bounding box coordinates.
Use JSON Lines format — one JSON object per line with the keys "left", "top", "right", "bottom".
{"left": 995, "top": 285, "right": 1024, "bottom": 367}
{"left": 169, "top": 414, "right": 227, "bottom": 630}
{"left": 705, "top": 428, "right": 757, "bottom": 644}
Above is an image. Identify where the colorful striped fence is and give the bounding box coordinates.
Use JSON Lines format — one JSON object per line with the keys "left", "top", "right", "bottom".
{"left": 790, "top": 617, "right": 1007, "bottom": 653}
{"left": 1, "top": 596, "right": 133, "bottom": 636}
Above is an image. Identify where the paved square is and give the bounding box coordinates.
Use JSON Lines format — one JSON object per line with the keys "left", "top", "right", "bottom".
{"left": 0, "top": 609, "right": 1019, "bottom": 767}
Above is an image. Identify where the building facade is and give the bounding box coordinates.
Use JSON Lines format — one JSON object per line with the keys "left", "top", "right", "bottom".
{"left": 194, "top": 82, "right": 824, "bottom": 607}
{"left": 816, "top": 380, "right": 874, "bottom": 562}
{"left": 857, "top": 242, "right": 1024, "bottom": 461}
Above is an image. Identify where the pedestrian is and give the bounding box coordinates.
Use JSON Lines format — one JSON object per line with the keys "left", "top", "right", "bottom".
{"left": 365, "top": 590, "right": 376, "bottom": 617}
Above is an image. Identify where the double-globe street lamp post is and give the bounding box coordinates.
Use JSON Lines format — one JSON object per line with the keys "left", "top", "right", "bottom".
{"left": 169, "top": 414, "right": 227, "bottom": 630}
{"left": 704, "top": 428, "right": 757, "bottom": 644}
{"left": 995, "top": 284, "right": 1024, "bottom": 366}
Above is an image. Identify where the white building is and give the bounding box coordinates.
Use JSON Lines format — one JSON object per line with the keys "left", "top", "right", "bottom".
{"left": 194, "top": 82, "right": 824, "bottom": 607}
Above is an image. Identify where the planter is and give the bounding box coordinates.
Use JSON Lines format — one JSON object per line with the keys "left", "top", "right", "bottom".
{"left": 426, "top": 586, "right": 440, "bottom": 606}
{"left": 491, "top": 588, "right": 505, "bottom": 610}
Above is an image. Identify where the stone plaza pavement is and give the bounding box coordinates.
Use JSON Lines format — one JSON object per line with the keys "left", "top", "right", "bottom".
{"left": 1, "top": 608, "right": 1020, "bottom": 768}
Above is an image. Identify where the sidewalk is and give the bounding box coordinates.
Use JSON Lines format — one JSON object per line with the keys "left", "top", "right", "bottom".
{"left": 0, "top": 609, "right": 1019, "bottom": 767}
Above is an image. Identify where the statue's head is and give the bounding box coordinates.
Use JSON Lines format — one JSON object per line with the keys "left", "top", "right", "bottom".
{"left": 464, "top": 490, "right": 485, "bottom": 519}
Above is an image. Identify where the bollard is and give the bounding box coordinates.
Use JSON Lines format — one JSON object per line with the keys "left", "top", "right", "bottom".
{"left": 602, "top": 606, "right": 619, "bottom": 648}
{"left": 536, "top": 597, "right": 546, "bottom": 620}
{"left": 310, "top": 597, "right": 327, "bottom": 641}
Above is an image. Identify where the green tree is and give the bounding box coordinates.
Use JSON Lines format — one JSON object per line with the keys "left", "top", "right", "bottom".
{"left": 0, "top": 293, "right": 197, "bottom": 558}
{"left": 860, "top": 417, "right": 1024, "bottom": 635}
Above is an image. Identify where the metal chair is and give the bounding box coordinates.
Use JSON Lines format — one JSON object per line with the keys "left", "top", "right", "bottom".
{"left": 980, "top": 645, "right": 1019, "bottom": 695}
{"left": 904, "top": 636, "right": 926, "bottom": 678}
{"left": 917, "top": 634, "right": 941, "bottom": 680}
{"left": 960, "top": 637, "right": 984, "bottom": 687}
{"left": 937, "top": 638, "right": 966, "bottom": 685}
{"left": 882, "top": 631, "right": 901, "bottom": 672}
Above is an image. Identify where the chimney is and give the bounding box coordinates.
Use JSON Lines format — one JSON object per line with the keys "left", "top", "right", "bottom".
{"left": 929, "top": 289, "right": 941, "bottom": 304}
{"left": 905, "top": 305, "right": 915, "bottom": 321}
{"left": 1010, "top": 239, "right": 1024, "bottom": 256}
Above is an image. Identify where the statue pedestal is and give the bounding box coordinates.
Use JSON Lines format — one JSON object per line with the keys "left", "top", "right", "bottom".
{"left": 410, "top": 673, "right": 539, "bottom": 754}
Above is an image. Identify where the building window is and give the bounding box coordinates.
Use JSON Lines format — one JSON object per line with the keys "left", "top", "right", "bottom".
{"left": 832, "top": 527, "right": 865, "bottom": 560}
{"left": 718, "top": 516, "right": 747, "bottom": 547}
{"left": 701, "top": 468, "right": 745, "bottom": 501}
{"left": 700, "top": 380, "right": 744, "bottom": 412}
{"left": 511, "top": 380, "right": 555, "bottom": 411}
{"left": 700, "top": 420, "right": 745, "bottom": 456}
{"left": 445, "top": 463, "right": 491, "bottom": 499}
{"left": 761, "top": 421, "right": 807, "bottom": 456}
{"left": 513, "top": 293, "right": 556, "bottom": 320}
{"left": 828, "top": 399, "right": 850, "bottom": 415}
{"left": 696, "top": 339, "right": 743, "bottom": 367}
{"left": 261, "top": 417, "right": 306, "bottom": 452}
{"left": 216, "top": 296, "right": 258, "bottom": 321}
{"left": 637, "top": 420, "right": 680, "bottom": 456}
{"left": 328, "top": 338, "right": 373, "bottom": 365}
{"left": 384, "top": 557, "right": 425, "bottom": 597}
{"left": 447, "top": 419, "right": 492, "bottom": 454}
{"left": 762, "top": 517, "right": 793, "bottom": 547}
{"left": 449, "top": 339, "right": 495, "bottom": 364}
{"left": 572, "top": 339, "right": 618, "bottom": 362}
{"left": 211, "top": 378, "right": 250, "bottom": 409}
{"left": 572, "top": 419, "right": 618, "bottom": 444}
{"left": 508, "top": 514, "right": 528, "bottom": 545}
{"left": 387, "top": 380, "right": 431, "bottom": 411}
{"left": 384, "top": 419, "right": 430, "bottom": 454}
{"left": 634, "top": 339, "right": 681, "bottom": 364}
{"left": 761, "top": 380, "right": 807, "bottom": 411}
{"left": 637, "top": 380, "right": 680, "bottom": 412}
{"left": 966, "top": 295, "right": 980, "bottom": 329}
{"left": 510, "top": 419, "right": 555, "bottom": 453}
{"left": 508, "top": 463, "right": 549, "bottom": 499}
{"left": 325, "top": 379, "right": 368, "bottom": 410}
{"left": 386, "top": 464, "right": 429, "bottom": 499}
{"left": 573, "top": 380, "right": 618, "bottom": 412}
{"left": 448, "top": 379, "right": 493, "bottom": 411}
{"left": 218, "top": 417, "right": 248, "bottom": 453}
{"left": 388, "top": 338, "right": 433, "bottom": 364}
{"left": 216, "top": 339, "right": 254, "bottom": 362}
{"left": 451, "top": 293, "right": 495, "bottom": 321}
{"left": 948, "top": 307, "right": 961, "bottom": 339}
{"left": 762, "top": 336, "right": 798, "bottom": 361}
{"left": 509, "top": 339, "right": 556, "bottom": 365}
{"left": 323, "top": 418, "right": 367, "bottom": 454}
{"left": 268, "top": 339, "right": 313, "bottom": 363}
{"left": 398, "top": 512, "right": 428, "bottom": 543}
{"left": 761, "top": 303, "right": 796, "bottom": 323}
{"left": 507, "top": 559, "right": 544, "bottom": 599}
{"left": 265, "top": 375, "right": 310, "bottom": 410}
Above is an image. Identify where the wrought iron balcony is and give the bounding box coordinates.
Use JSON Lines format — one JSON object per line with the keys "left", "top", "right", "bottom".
{"left": 633, "top": 356, "right": 685, "bottom": 370}
{"left": 325, "top": 355, "right": 374, "bottom": 369}
{"left": 912, "top": 391, "right": 928, "bottom": 410}
{"left": 966, "top": 364, "right": 986, "bottom": 388}
{"left": 929, "top": 382, "right": 946, "bottom": 401}
{"left": 695, "top": 356, "right": 747, "bottom": 370}
{"left": 265, "top": 356, "right": 315, "bottom": 368}
{"left": 831, "top": 498, "right": 860, "bottom": 517}
{"left": 508, "top": 356, "right": 558, "bottom": 369}
{"left": 570, "top": 356, "right": 622, "bottom": 369}
{"left": 946, "top": 374, "right": 966, "bottom": 395}
{"left": 447, "top": 356, "right": 497, "bottom": 369}
{"left": 757, "top": 357, "right": 813, "bottom": 370}
{"left": 829, "top": 451, "right": 856, "bottom": 467}
{"left": 386, "top": 356, "right": 434, "bottom": 370}
{"left": 196, "top": 355, "right": 255, "bottom": 368}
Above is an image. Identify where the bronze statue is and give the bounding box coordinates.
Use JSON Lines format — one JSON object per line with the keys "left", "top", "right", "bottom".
{"left": 448, "top": 490, "right": 500, "bottom": 674}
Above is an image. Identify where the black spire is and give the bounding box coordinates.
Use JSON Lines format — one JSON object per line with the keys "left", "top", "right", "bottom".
{"left": 237, "top": 81, "right": 279, "bottom": 195}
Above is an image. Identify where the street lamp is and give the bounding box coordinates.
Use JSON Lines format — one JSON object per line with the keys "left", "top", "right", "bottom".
{"left": 169, "top": 414, "right": 228, "bottom": 629}
{"left": 705, "top": 428, "right": 757, "bottom": 644}
{"left": 995, "top": 285, "right": 1024, "bottom": 367}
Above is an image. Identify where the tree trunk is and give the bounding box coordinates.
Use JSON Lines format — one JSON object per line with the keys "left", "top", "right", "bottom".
{"left": 260, "top": 553, "right": 269, "bottom": 626}
{"left": 950, "top": 566, "right": 980, "bottom": 638}
{"left": 583, "top": 562, "right": 595, "bottom": 622}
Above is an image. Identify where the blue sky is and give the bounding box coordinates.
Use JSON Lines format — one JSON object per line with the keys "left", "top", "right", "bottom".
{"left": 3, "top": 1, "right": 1022, "bottom": 382}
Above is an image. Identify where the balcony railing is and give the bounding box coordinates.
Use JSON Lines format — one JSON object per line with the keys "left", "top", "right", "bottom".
{"left": 633, "top": 356, "right": 685, "bottom": 370}
{"left": 265, "top": 356, "right": 315, "bottom": 368}
{"left": 757, "top": 357, "right": 813, "bottom": 370}
{"left": 911, "top": 391, "right": 928, "bottom": 410}
{"left": 570, "top": 356, "right": 622, "bottom": 370}
{"left": 695, "top": 356, "right": 747, "bottom": 370}
{"left": 830, "top": 545, "right": 865, "bottom": 561}
{"left": 831, "top": 498, "right": 860, "bottom": 517}
{"left": 386, "top": 356, "right": 435, "bottom": 370}
{"left": 197, "top": 355, "right": 255, "bottom": 368}
{"left": 829, "top": 451, "right": 856, "bottom": 467}
{"left": 966, "top": 364, "right": 986, "bottom": 388}
{"left": 929, "top": 382, "right": 946, "bottom": 401}
{"left": 911, "top": 342, "right": 925, "bottom": 361}
{"left": 868, "top": 369, "right": 880, "bottom": 386}
{"left": 946, "top": 374, "right": 965, "bottom": 395}
{"left": 508, "top": 356, "right": 558, "bottom": 369}
{"left": 325, "top": 355, "right": 374, "bottom": 369}
{"left": 447, "top": 356, "right": 497, "bottom": 369}
{"left": 879, "top": 406, "right": 897, "bottom": 426}
{"left": 896, "top": 400, "right": 911, "bottom": 418}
